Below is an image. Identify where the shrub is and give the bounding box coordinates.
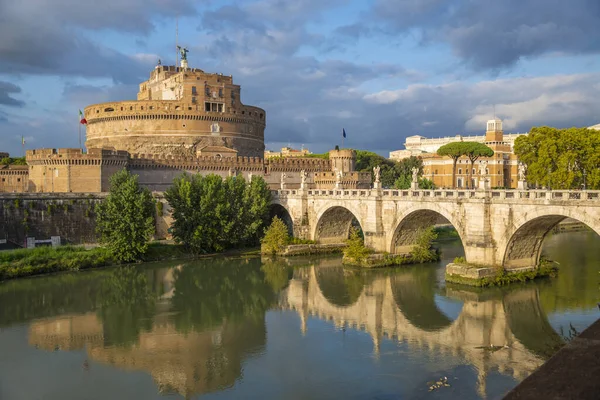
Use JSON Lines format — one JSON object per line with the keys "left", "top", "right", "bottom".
{"left": 453, "top": 256, "right": 467, "bottom": 264}
{"left": 410, "top": 227, "right": 439, "bottom": 263}
{"left": 261, "top": 217, "right": 290, "bottom": 255}
{"left": 343, "top": 227, "right": 372, "bottom": 261}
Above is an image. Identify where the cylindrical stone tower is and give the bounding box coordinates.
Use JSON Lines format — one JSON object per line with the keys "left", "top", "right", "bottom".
{"left": 84, "top": 65, "right": 266, "bottom": 158}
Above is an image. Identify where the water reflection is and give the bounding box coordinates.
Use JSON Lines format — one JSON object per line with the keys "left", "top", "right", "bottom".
{"left": 0, "top": 232, "right": 597, "bottom": 400}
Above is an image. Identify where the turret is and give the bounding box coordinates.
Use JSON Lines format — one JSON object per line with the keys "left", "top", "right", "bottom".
{"left": 329, "top": 149, "right": 356, "bottom": 173}
{"left": 485, "top": 118, "right": 504, "bottom": 143}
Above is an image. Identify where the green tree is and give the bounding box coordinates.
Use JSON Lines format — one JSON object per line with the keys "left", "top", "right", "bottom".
{"left": 462, "top": 142, "right": 494, "bottom": 189}
{"left": 0, "top": 157, "right": 10, "bottom": 165}
{"left": 165, "top": 174, "right": 271, "bottom": 254}
{"left": 355, "top": 150, "right": 423, "bottom": 188}
{"left": 514, "top": 126, "right": 600, "bottom": 189}
{"left": 437, "top": 143, "right": 466, "bottom": 189}
{"left": 261, "top": 216, "right": 290, "bottom": 254}
{"left": 95, "top": 169, "right": 155, "bottom": 262}
{"left": 98, "top": 267, "right": 156, "bottom": 347}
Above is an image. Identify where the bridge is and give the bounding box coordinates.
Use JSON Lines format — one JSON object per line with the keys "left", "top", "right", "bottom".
{"left": 271, "top": 188, "right": 600, "bottom": 270}
{"left": 277, "top": 259, "right": 564, "bottom": 397}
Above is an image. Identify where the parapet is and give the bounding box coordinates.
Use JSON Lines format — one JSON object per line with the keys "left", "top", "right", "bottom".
{"left": 26, "top": 148, "right": 129, "bottom": 165}
{"left": 128, "top": 152, "right": 266, "bottom": 171}
{"left": 329, "top": 149, "right": 356, "bottom": 159}
{"left": 265, "top": 157, "right": 331, "bottom": 172}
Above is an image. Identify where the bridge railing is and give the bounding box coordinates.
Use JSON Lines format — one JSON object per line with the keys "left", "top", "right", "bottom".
{"left": 271, "top": 189, "right": 600, "bottom": 201}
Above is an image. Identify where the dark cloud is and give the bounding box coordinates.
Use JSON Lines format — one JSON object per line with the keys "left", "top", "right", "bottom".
{"left": 370, "top": 0, "right": 600, "bottom": 69}
{"left": 0, "top": 0, "right": 196, "bottom": 82}
{"left": 0, "top": 81, "right": 24, "bottom": 107}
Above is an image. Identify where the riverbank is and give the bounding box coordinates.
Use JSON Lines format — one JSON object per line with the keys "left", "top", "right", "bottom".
{"left": 0, "top": 243, "right": 260, "bottom": 281}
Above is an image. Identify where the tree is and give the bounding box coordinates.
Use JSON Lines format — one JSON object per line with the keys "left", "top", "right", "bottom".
{"left": 437, "top": 143, "right": 465, "bottom": 189}
{"left": 514, "top": 126, "right": 600, "bottom": 189}
{"left": 354, "top": 150, "right": 423, "bottom": 188}
{"left": 165, "top": 174, "right": 271, "bottom": 254}
{"left": 343, "top": 226, "right": 371, "bottom": 261}
{"left": 462, "top": 142, "right": 494, "bottom": 189}
{"left": 95, "top": 169, "right": 155, "bottom": 262}
{"left": 261, "top": 216, "right": 290, "bottom": 254}
{"left": 410, "top": 227, "right": 439, "bottom": 263}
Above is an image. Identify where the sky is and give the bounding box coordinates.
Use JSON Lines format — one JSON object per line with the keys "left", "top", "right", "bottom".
{"left": 1, "top": 0, "right": 600, "bottom": 156}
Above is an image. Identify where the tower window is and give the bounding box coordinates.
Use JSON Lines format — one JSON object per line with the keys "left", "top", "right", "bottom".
{"left": 192, "top": 86, "right": 197, "bottom": 95}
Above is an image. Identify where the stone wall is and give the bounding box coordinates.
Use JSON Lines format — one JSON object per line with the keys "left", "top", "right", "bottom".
{"left": 0, "top": 193, "right": 173, "bottom": 247}
{"left": 0, "top": 194, "right": 106, "bottom": 246}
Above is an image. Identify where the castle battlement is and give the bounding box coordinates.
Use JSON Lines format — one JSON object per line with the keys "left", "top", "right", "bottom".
{"left": 26, "top": 148, "right": 129, "bottom": 165}
{"left": 266, "top": 157, "right": 330, "bottom": 172}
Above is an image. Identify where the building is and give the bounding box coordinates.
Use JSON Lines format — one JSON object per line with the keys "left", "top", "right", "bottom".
{"left": 264, "top": 146, "right": 312, "bottom": 159}
{"left": 390, "top": 130, "right": 527, "bottom": 162}
{"left": 0, "top": 164, "right": 28, "bottom": 192}
{"left": 84, "top": 64, "right": 266, "bottom": 158}
{"left": 390, "top": 119, "right": 521, "bottom": 189}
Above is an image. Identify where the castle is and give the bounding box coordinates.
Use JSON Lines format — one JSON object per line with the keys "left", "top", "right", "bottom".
{"left": 1, "top": 58, "right": 370, "bottom": 193}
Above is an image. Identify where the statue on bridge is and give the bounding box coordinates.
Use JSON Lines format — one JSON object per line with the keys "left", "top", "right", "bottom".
{"left": 411, "top": 167, "right": 419, "bottom": 190}
{"left": 281, "top": 172, "right": 287, "bottom": 190}
{"left": 300, "top": 170, "right": 308, "bottom": 189}
{"left": 518, "top": 162, "right": 527, "bottom": 181}
{"left": 479, "top": 160, "right": 490, "bottom": 190}
{"left": 373, "top": 166, "right": 381, "bottom": 183}
{"left": 517, "top": 162, "right": 528, "bottom": 190}
{"left": 373, "top": 165, "right": 381, "bottom": 189}
{"left": 247, "top": 172, "right": 253, "bottom": 182}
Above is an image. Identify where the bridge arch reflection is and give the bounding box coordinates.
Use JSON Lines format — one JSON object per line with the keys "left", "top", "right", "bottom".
{"left": 280, "top": 263, "right": 561, "bottom": 391}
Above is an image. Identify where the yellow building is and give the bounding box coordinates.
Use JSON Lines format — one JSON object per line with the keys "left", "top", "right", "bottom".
{"left": 264, "top": 146, "right": 312, "bottom": 159}
{"left": 414, "top": 119, "right": 520, "bottom": 189}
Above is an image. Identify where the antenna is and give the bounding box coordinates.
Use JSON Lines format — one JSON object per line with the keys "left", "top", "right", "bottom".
{"left": 176, "top": 15, "right": 179, "bottom": 68}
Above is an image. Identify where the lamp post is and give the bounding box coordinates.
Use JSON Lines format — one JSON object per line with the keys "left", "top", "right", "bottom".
{"left": 583, "top": 170, "right": 587, "bottom": 190}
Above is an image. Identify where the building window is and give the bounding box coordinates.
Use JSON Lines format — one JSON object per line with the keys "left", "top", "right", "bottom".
{"left": 457, "top": 178, "right": 463, "bottom": 188}
{"left": 17, "top": 178, "right": 21, "bottom": 182}
{"left": 458, "top": 168, "right": 462, "bottom": 175}
{"left": 1, "top": 178, "right": 5, "bottom": 182}
{"left": 205, "top": 102, "right": 224, "bottom": 113}
{"left": 218, "top": 88, "right": 223, "bottom": 97}
{"left": 192, "top": 86, "right": 197, "bottom": 95}
{"left": 205, "top": 86, "right": 210, "bottom": 95}
{"left": 435, "top": 170, "right": 438, "bottom": 174}
{"left": 211, "top": 123, "right": 220, "bottom": 133}
{"left": 192, "top": 97, "right": 196, "bottom": 104}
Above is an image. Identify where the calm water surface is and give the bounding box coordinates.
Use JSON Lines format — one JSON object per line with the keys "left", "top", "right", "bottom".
{"left": 0, "top": 231, "right": 599, "bottom": 400}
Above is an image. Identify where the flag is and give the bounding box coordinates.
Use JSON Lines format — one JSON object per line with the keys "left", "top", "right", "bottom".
{"left": 343, "top": 128, "right": 346, "bottom": 138}
{"left": 21, "top": 136, "right": 25, "bottom": 145}
{"left": 79, "top": 109, "right": 87, "bottom": 125}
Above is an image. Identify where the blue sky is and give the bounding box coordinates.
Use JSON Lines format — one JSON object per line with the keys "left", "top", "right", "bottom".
{"left": 1, "top": 0, "right": 600, "bottom": 156}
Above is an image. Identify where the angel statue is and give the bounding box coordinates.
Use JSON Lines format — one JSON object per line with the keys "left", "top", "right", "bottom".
{"left": 518, "top": 162, "right": 527, "bottom": 181}
{"left": 479, "top": 160, "right": 488, "bottom": 176}
{"left": 177, "top": 45, "right": 189, "bottom": 61}
{"left": 373, "top": 165, "right": 381, "bottom": 183}
{"left": 300, "top": 170, "right": 308, "bottom": 186}
{"left": 411, "top": 167, "right": 419, "bottom": 183}
{"left": 280, "top": 172, "right": 287, "bottom": 190}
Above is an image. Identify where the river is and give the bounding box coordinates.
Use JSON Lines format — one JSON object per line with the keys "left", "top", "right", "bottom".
{"left": 0, "top": 231, "right": 598, "bottom": 400}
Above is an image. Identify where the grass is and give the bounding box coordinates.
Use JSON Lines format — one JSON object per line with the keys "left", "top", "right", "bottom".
{"left": 0, "top": 246, "right": 114, "bottom": 281}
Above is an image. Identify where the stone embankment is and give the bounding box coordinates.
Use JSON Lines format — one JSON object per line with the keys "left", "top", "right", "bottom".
{"left": 266, "top": 243, "right": 345, "bottom": 257}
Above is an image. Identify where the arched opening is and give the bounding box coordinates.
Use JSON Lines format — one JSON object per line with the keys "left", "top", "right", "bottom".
{"left": 104, "top": 107, "right": 114, "bottom": 112}
{"left": 269, "top": 204, "right": 293, "bottom": 236}
{"left": 315, "top": 206, "right": 362, "bottom": 244}
{"left": 390, "top": 209, "right": 463, "bottom": 256}
{"left": 314, "top": 266, "right": 365, "bottom": 308}
{"left": 390, "top": 267, "right": 459, "bottom": 331}
{"left": 503, "top": 216, "right": 598, "bottom": 269}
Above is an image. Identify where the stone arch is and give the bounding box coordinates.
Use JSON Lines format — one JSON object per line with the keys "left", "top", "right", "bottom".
{"left": 389, "top": 267, "right": 458, "bottom": 331}
{"left": 501, "top": 208, "right": 600, "bottom": 270}
{"left": 269, "top": 203, "right": 293, "bottom": 236}
{"left": 388, "top": 204, "right": 465, "bottom": 254}
{"left": 314, "top": 205, "right": 363, "bottom": 244}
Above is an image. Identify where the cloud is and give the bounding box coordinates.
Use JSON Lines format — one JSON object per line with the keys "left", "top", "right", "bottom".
{"left": 0, "top": 81, "right": 24, "bottom": 107}
{"left": 62, "top": 83, "right": 140, "bottom": 107}
{"left": 0, "top": 0, "right": 196, "bottom": 82}
{"left": 370, "top": 0, "right": 600, "bottom": 70}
